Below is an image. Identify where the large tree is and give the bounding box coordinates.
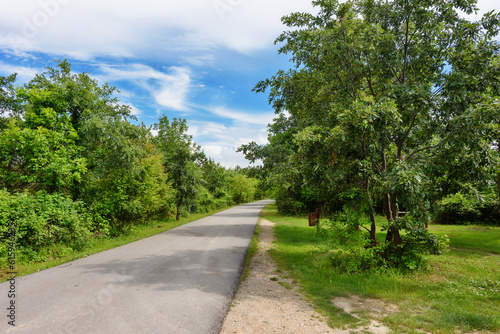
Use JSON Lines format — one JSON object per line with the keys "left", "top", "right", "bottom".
{"left": 253, "top": 0, "right": 500, "bottom": 259}
{"left": 154, "top": 116, "right": 205, "bottom": 220}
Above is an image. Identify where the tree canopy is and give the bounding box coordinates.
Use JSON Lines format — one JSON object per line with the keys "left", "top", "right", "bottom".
{"left": 243, "top": 0, "right": 500, "bottom": 268}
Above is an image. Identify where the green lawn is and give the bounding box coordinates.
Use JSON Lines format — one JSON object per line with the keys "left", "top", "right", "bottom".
{"left": 262, "top": 204, "right": 500, "bottom": 333}
{"left": 429, "top": 224, "right": 500, "bottom": 254}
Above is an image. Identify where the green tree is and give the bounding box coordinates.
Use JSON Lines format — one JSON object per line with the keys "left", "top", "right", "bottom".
{"left": 230, "top": 173, "right": 258, "bottom": 204}
{"left": 0, "top": 118, "right": 86, "bottom": 194}
{"left": 154, "top": 116, "right": 204, "bottom": 220}
{"left": 252, "top": 0, "right": 500, "bottom": 266}
{"left": 21, "top": 60, "right": 130, "bottom": 135}
{"left": 0, "top": 61, "right": 173, "bottom": 235}
{"left": 81, "top": 118, "right": 173, "bottom": 233}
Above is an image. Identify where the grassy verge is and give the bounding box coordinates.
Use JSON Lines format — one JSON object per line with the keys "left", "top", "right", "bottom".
{"left": 262, "top": 203, "right": 500, "bottom": 334}
{"left": 1, "top": 206, "right": 234, "bottom": 282}
{"left": 241, "top": 222, "right": 261, "bottom": 281}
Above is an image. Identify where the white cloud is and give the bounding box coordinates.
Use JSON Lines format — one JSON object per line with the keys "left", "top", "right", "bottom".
{"left": 153, "top": 67, "right": 191, "bottom": 112}
{"left": 98, "top": 64, "right": 192, "bottom": 112}
{"left": 0, "top": 0, "right": 317, "bottom": 60}
{"left": 201, "top": 145, "right": 249, "bottom": 169}
{"left": 207, "top": 106, "right": 275, "bottom": 126}
{"left": 1, "top": 0, "right": 498, "bottom": 61}
{"left": 190, "top": 119, "right": 268, "bottom": 167}
{"left": 0, "top": 62, "right": 41, "bottom": 82}
{"left": 121, "top": 102, "right": 142, "bottom": 116}
{"left": 202, "top": 145, "right": 223, "bottom": 157}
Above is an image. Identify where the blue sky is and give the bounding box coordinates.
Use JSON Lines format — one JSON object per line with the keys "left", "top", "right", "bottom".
{"left": 1, "top": 0, "right": 499, "bottom": 167}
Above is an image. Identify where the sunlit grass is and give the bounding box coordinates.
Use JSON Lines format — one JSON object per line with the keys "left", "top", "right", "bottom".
{"left": 262, "top": 203, "right": 500, "bottom": 333}
{"left": 429, "top": 224, "right": 500, "bottom": 253}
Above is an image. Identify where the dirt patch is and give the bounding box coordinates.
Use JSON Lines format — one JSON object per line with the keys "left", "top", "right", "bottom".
{"left": 331, "top": 296, "right": 399, "bottom": 334}
{"left": 220, "top": 218, "right": 346, "bottom": 334}
{"left": 332, "top": 296, "right": 400, "bottom": 318}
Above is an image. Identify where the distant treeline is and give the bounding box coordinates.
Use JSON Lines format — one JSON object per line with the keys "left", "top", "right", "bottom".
{"left": 0, "top": 60, "right": 266, "bottom": 264}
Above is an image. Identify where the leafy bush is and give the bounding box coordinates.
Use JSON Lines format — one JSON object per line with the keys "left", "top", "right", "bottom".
{"left": 383, "top": 216, "right": 449, "bottom": 271}
{"left": 275, "top": 197, "right": 307, "bottom": 215}
{"left": 434, "top": 192, "right": 500, "bottom": 226}
{"left": 186, "top": 186, "right": 216, "bottom": 214}
{"left": 319, "top": 208, "right": 449, "bottom": 272}
{"left": 319, "top": 207, "right": 386, "bottom": 272}
{"left": 0, "top": 190, "right": 92, "bottom": 264}
{"left": 80, "top": 119, "right": 174, "bottom": 233}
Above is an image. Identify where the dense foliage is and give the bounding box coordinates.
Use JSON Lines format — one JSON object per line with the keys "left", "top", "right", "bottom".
{"left": 434, "top": 192, "right": 500, "bottom": 226}
{"left": 0, "top": 60, "right": 260, "bottom": 265}
{"left": 241, "top": 0, "right": 500, "bottom": 270}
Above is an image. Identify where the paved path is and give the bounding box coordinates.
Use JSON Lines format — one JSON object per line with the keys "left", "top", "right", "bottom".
{"left": 1, "top": 199, "right": 274, "bottom": 334}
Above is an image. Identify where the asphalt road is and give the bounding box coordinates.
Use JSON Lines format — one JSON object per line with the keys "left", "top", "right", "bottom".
{"left": 1, "top": 199, "right": 274, "bottom": 334}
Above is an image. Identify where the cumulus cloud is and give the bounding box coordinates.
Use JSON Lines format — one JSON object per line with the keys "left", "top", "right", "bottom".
{"left": 0, "top": 0, "right": 317, "bottom": 59}
{"left": 191, "top": 119, "right": 268, "bottom": 168}
{"left": 98, "top": 64, "right": 192, "bottom": 112}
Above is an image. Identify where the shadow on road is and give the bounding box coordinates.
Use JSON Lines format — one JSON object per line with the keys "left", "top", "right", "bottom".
{"left": 80, "top": 246, "right": 247, "bottom": 298}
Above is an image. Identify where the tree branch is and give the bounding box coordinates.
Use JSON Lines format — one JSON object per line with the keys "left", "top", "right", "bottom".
{"left": 360, "top": 225, "right": 371, "bottom": 233}
{"left": 401, "top": 109, "right": 418, "bottom": 144}
{"left": 335, "top": 73, "right": 354, "bottom": 99}
{"left": 353, "top": 176, "right": 367, "bottom": 187}
{"left": 407, "top": 144, "right": 439, "bottom": 160}
{"left": 372, "top": 161, "right": 382, "bottom": 175}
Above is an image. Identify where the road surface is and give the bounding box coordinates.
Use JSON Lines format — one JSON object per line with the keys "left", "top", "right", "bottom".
{"left": 1, "top": 199, "right": 274, "bottom": 334}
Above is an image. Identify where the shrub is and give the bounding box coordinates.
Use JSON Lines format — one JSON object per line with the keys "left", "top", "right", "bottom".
{"left": 383, "top": 215, "right": 449, "bottom": 271}
{"left": 273, "top": 186, "right": 312, "bottom": 215}
{"left": 434, "top": 192, "right": 500, "bottom": 226}
{"left": 0, "top": 190, "right": 92, "bottom": 264}
{"left": 186, "top": 186, "right": 216, "bottom": 214}
{"left": 319, "top": 207, "right": 386, "bottom": 273}
{"left": 276, "top": 197, "right": 307, "bottom": 215}
{"left": 319, "top": 207, "right": 449, "bottom": 272}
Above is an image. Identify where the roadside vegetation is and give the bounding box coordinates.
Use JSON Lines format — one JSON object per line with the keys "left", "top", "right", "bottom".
{"left": 0, "top": 61, "right": 268, "bottom": 277}
{"left": 262, "top": 203, "right": 500, "bottom": 334}
{"left": 240, "top": 0, "right": 500, "bottom": 271}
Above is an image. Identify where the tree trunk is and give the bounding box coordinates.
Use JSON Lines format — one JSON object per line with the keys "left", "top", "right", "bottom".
{"left": 369, "top": 213, "right": 378, "bottom": 245}
{"left": 363, "top": 178, "right": 378, "bottom": 244}
{"left": 383, "top": 193, "right": 392, "bottom": 221}
{"left": 497, "top": 172, "right": 500, "bottom": 213}
{"left": 384, "top": 192, "right": 402, "bottom": 247}
{"left": 176, "top": 192, "right": 184, "bottom": 221}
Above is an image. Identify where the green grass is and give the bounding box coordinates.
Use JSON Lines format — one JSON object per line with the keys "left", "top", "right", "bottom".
{"left": 261, "top": 203, "right": 500, "bottom": 333}
{"left": 241, "top": 221, "right": 261, "bottom": 281}
{"left": 429, "top": 224, "right": 500, "bottom": 253}
{"left": 1, "top": 207, "right": 234, "bottom": 282}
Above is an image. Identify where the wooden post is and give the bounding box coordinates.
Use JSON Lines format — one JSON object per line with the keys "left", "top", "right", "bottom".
{"left": 308, "top": 208, "right": 321, "bottom": 226}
